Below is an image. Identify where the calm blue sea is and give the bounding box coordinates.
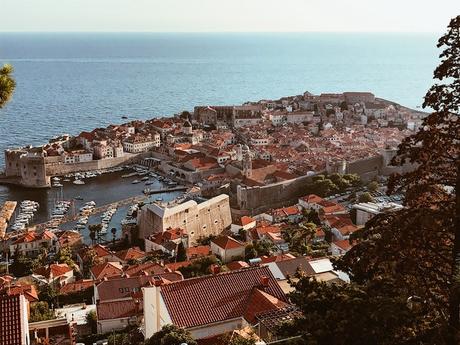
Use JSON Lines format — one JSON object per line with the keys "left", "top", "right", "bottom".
{"left": 0, "top": 32, "right": 439, "bottom": 165}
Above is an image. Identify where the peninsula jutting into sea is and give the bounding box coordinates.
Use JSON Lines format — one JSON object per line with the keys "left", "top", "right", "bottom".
{"left": 1, "top": 90, "right": 424, "bottom": 188}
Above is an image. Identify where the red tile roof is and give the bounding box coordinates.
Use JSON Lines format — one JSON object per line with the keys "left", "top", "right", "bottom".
{"left": 97, "top": 275, "right": 162, "bottom": 302}
{"left": 160, "top": 266, "right": 288, "bottom": 328}
{"left": 259, "top": 254, "right": 296, "bottom": 264}
{"left": 226, "top": 261, "right": 250, "bottom": 271}
{"left": 164, "top": 261, "right": 193, "bottom": 272}
{"left": 272, "top": 205, "right": 301, "bottom": 218}
{"left": 91, "top": 262, "right": 123, "bottom": 280}
{"left": 300, "top": 194, "right": 324, "bottom": 204}
{"left": 333, "top": 239, "right": 353, "bottom": 251}
{"left": 186, "top": 245, "right": 211, "bottom": 259}
{"left": 34, "top": 263, "right": 72, "bottom": 279}
{"left": 240, "top": 216, "right": 256, "bottom": 226}
{"left": 59, "top": 279, "right": 95, "bottom": 295}
{"left": 243, "top": 288, "right": 289, "bottom": 323}
{"left": 124, "top": 262, "right": 166, "bottom": 277}
{"left": 115, "top": 247, "right": 146, "bottom": 262}
{"left": 96, "top": 300, "right": 140, "bottom": 320}
{"left": 211, "top": 236, "right": 245, "bottom": 250}
{"left": 7, "top": 284, "right": 39, "bottom": 303}
{"left": 93, "top": 244, "right": 113, "bottom": 258}
{"left": 13, "top": 230, "right": 56, "bottom": 244}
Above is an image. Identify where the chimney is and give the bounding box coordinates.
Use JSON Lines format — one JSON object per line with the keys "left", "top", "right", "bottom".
{"left": 210, "top": 264, "right": 220, "bottom": 275}
{"left": 260, "top": 275, "right": 269, "bottom": 288}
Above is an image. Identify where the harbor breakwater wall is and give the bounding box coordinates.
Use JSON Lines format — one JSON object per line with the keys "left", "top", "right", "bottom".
{"left": 44, "top": 153, "right": 148, "bottom": 176}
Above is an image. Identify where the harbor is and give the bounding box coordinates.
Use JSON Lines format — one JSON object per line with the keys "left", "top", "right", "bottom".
{"left": 0, "top": 165, "right": 187, "bottom": 244}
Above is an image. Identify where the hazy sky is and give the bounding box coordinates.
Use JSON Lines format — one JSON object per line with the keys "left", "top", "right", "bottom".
{"left": 1, "top": 0, "right": 459, "bottom": 32}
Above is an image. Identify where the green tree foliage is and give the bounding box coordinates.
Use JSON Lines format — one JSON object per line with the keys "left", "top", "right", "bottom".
{"left": 253, "top": 240, "right": 274, "bottom": 257}
{"left": 282, "top": 277, "right": 422, "bottom": 345}
{"left": 86, "top": 310, "right": 97, "bottom": 334}
{"left": 29, "top": 301, "right": 56, "bottom": 322}
{"left": 145, "top": 324, "right": 197, "bottom": 345}
{"left": 367, "top": 181, "right": 379, "bottom": 193}
{"left": 38, "top": 283, "right": 59, "bottom": 306}
{"left": 305, "top": 174, "right": 360, "bottom": 197}
{"left": 9, "top": 248, "right": 33, "bottom": 277}
{"left": 357, "top": 192, "right": 374, "bottom": 203}
{"left": 282, "top": 223, "right": 316, "bottom": 256}
{"left": 56, "top": 246, "right": 76, "bottom": 269}
{"left": 196, "top": 234, "right": 216, "bottom": 246}
{"left": 244, "top": 244, "right": 258, "bottom": 261}
{"left": 178, "top": 255, "right": 219, "bottom": 278}
{"left": 0, "top": 64, "right": 16, "bottom": 109}
{"left": 302, "top": 209, "right": 321, "bottom": 226}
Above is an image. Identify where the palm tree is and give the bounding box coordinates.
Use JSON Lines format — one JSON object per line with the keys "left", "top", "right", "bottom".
{"left": 111, "top": 227, "right": 117, "bottom": 244}
{"left": 88, "top": 224, "right": 102, "bottom": 245}
{"left": 0, "top": 64, "right": 16, "bottom": 109}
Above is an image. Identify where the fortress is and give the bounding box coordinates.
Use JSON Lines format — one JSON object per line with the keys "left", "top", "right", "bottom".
{"left": 232, "top": 148, "right": 412, "bottom": 215}
{"left": 137, "top": 194, "right": 232, "bottom": 245}
{"left": 2, "top": 148, "right": 146, "bottom": 188}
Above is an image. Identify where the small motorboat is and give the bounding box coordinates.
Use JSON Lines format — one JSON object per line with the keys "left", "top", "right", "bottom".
{"left": 73, "top": 179, "right": 85, "bottom": 185}
{"left": 132, "top": 180, "right": 140, "bottom": 184}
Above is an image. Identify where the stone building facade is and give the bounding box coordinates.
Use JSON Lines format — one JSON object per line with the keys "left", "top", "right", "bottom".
{"left": 137, "top": 194, "right": 232, "bottom": 245}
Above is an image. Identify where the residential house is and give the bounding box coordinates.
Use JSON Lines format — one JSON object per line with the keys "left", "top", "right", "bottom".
{"left": 144, "top": 228, "right": 187, "bottom": 257}
{"left": 331, "top": 239, "right": 354, "bottom": 256}
{"left": 33, "top": 263, "right": 74, "bottom": 287}
{"left": 143, "top": 266, "right": 290, "bottom": 340}
{"left": 95, "top": 273, "right": 182, "bottom": 334}
{"left": 9, "top": 230, "right": 58, "bottom": 258}
{"left": 210, "top": 236, "right": 246, "bottom": 263}
{"left": 90, "top": 262, "right": 123, "bottom": 280}
{"left": 230, "top": 216, "right": 257, "bottom": 235}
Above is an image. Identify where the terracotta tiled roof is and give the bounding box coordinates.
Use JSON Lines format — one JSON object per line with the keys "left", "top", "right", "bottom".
{"left": 243, "top": 288, "right": 289, "bottom": 323}
{"left": 186, "top": 246, "right": 211, "bottom": 259}
{"left": 333, "top": 239, "right": 353, "bottom": 251}
{"left": 8, "top": 284, "right": 39, "bottom": 303}
{"left": 259, "top": 254, "right": 296, "bottom": 264}
{"left": 226, "top": 261, "right": 250, "bottom": 271}
{"left": 97, "top": 275, "right": 161, "bottom": 302}
{"left": 211, "top": 236, "right": 245, "bottom": 250}
{"left": 115, "top": 247, "right": 146, "bottom": 262}
{"left": 124, "top": 262, "right": 166, "bottom": 277}
{"left": 240, "top": 216, "right": 256, "bottom": 226}
{"left": 59, "top": 279, "right": 95, "bottom": 295}
{"left": 91, "top": 262, "right": 123, "bottom": 280}
{"left": 34, "top": 264, "right": 72, "bottom": 279}
{"left": 13, "top": 230, "right": 56, "bottom": 244}
{"left": 93, "top": 244, "right": 112, "bottom": 258}
{"left": 96, "top": 300, "right": 140, "bottom": 320}
{"left": 164, "top": 261, "right": 193, "bottom": 272}
{"left": 300, "top": 194, "right": 324, "bottom": 204}
{"left": 149, "top": 228, "right": 185, "bottom": 245}
{"left": 272, "top": 206, "right": 301, "bottom": 218}
{"left": 160, "top": 266, "right": 288, "bottom": 328}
